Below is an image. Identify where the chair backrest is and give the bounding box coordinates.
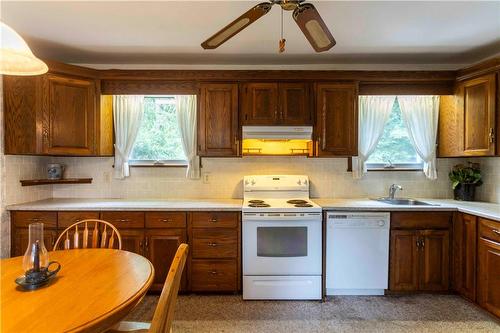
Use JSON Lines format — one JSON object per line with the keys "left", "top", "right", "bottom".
{"left": 149, "top": 243, "right": 189, "bottom": 333}
{"left": 54, "top": 219, "right": 122, "bottom": 250}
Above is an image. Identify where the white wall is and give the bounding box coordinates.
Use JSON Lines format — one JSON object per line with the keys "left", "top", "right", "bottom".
{"left": 50, "top": 156, "right": 457, "bottom": 200}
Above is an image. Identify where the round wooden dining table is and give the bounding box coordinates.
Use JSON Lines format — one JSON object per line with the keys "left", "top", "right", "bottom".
{"left": 1, "top": 249, "right": 154, "bottom": 333}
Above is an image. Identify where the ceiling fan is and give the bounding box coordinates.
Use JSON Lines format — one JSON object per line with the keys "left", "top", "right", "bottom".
{"left": 201, "top": 0, "right": 336, "bottom": 52}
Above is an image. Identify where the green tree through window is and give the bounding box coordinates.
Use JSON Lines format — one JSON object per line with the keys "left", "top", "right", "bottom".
{"left": 366, "top": 98, "right": 421, "bottom": 166}
{"left": 130, "top": 96, "right": 186, "bottom": 162}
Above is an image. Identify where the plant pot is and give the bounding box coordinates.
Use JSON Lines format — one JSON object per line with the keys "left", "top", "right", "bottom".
{"left": 453, "top": 183, "right": 476, "bottom": 201}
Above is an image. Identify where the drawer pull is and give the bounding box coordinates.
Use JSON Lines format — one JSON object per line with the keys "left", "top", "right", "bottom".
{"left": 210, "top": 270, "right": 218, "bottom": 275}
{"left": 208, "top": 242, "right": 218, "bottom": 247}
{"left": 116, "top": 219, "right": 130, "bottom": 222}
{"left": 160, "top": 219, "right": 172, "bottom": 223}
{"left": 210, "top": 218, "right": 218, "bottom": 223}
{"left": 29, "top": 218, "right": 42, "bottom": 222}
{"left": 493, "top": 229, "right": 500, "bottom": 235}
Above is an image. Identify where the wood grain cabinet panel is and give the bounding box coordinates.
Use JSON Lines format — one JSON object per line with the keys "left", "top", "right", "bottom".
{"left": 12, "top": 228, "right": 57, "bottom": 256}
{"left": 240, "top": 83, "right": 279, "bottom": 125}
{"left": 419, "top": 230, "right": 449, "bottom": 291}
{"left": 279, "top": 83, "right": 311, "bottom": 125}
{"left": 120, "top": 229, "right": 145, "bottom": 255}
{"left": 477, "top": 218, "right": 500, "bottom": 317}
{"left": 198, "top": 83, "right": 239, "bottom": 156}
{"left": 57, "top": 211, "right": 100, "bottom": 228}
{"left": 145, "top": 212, "right": 186, "bottom": 228}
{"left": 145, "top": 228, "right": 187, "bottom": 291}
{"left": 11, "top": 211, "right": 57, "bottom": 228}
{"left": 43, "top": 74, "right": 97, "bottom": 155}
{"left": 191, "top": 212, "right": 239, "bottom": 228}
{"left": 453, "top": 213, "right": 477, "bottom": 301}
{"left": 192, "top": 229, "right": 238, "bottom": 259}
{"left": 315, "top": 82, "right": 358, "bottom": 156}
{"left": 190, "top": 260, "right": 238, "bottom": 292}
{"left": 100, "top": 211, "right": 145, "bottom": 228}
{"left": 390, "top": 230, "right": 419, "bottom": 291}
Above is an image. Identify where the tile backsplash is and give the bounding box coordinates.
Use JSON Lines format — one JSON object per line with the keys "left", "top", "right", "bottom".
{"left": 473, "top": 157, "right": 500, "bottom": 204}
{"left": 49, "top": 156, "right": 458, "bottom": 200}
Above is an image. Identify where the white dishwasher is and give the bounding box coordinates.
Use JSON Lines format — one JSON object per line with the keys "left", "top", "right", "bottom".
{"left": 326, "top": 212, "right": 390, "bottom": 296}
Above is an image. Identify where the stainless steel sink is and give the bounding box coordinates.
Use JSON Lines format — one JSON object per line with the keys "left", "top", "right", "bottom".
{"left": 372, "top": 198, "right": 436, "bottom": 206}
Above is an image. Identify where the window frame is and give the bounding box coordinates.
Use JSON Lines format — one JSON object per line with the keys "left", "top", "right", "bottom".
{"left": 128, "top": 95, "right": 188, "bottom": 168}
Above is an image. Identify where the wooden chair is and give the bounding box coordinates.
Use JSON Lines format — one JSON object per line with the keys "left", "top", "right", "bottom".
{"left": 54, "top": 219, "right": 122, "bottom": 250}
{"left": 108, "top": 243, "right": 189, "bottom": 333}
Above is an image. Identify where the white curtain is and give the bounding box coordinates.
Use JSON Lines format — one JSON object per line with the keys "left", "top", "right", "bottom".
{"left": 352, "top": 96, "right": 395, "bottom": 179}
{"left": 398, "top": 96, "right": 440, "bottom": 180}
{"left": 176, "top": 95, "right": 200, "bottom": 179}
{"left": 113, "top": 95, "right": 144, "bottom": 179}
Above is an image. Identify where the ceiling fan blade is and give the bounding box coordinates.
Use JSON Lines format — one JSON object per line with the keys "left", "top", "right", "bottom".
{"left": 293, "top": 3, "right": 336, "bottom": 52}
{"left": 201, "top": 2, "right": 273, "bottom": 49}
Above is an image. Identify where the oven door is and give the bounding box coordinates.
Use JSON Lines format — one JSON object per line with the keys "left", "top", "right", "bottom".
{"left": 242, "top": 213, "right": 322, "bottom": 276}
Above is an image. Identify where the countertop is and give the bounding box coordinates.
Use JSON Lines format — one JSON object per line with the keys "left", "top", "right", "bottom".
{"left": 6, "top": 197, "right": 500, "bottom": 222}
{"left": 6, "top": 198, "right": 243, "bottom": 212}
{"left": 313, "top": 198, "right": 500, "bottom": 222}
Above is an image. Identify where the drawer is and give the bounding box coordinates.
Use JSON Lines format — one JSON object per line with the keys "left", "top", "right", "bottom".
{"left": 58, "top": 211, "right": 100, "bottom": 228}
{"left": 192, "top": 229, "right": 238, "bottom": 259}
{"left": 191, "top": 212, "right": 238, "bottom": 228}
{"left": 100, "top": 211, "right": 144, "bottom": 228}
{"left": 145, "top": 212, "right": 186, "bottom": 228}
{"left": 12, "top": 211, "right": 57, "bottom": 228}
{"left": 391, "top": 212, "right": 452, "bottom": 230}
{"left": 190, "top": 260, "right": 237, "bottom": 291}
{"left": 479, "top": 218, "right": 500, "bottom": 243}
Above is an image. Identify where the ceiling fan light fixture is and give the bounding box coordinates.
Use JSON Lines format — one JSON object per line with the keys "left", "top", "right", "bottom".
{"left": 0, "top": 21, "right": 48, "bottom": 76}
{"left": 305, "top": 20, "right": 331, "bottom": 48}
{"left": 206, "top": 17, "right": 251, "bottom": 47}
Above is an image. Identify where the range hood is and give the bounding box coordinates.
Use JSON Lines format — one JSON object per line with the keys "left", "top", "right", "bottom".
{"left": 241, "top": 126, "right": 313, "bottom": 156}
{"left": 242, "top": 126, "right": 313, "bottom": 140}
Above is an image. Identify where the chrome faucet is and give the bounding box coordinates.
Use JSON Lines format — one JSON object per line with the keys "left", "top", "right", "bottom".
{"left": 388, "top": 184, "right": 403, "bottom": 200}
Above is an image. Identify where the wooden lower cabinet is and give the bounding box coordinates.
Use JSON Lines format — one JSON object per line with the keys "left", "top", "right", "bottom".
{"left": 453, "top": 213, "right": 477, "bottom": 301}
{"left": 389, "top": 213, "right": 451, "bottom": 292}
{"left": 120, "top": 229, "right": 145, "bottom": 255}
{"left": 145, "top": 228, "right": 187, "bottom": 292}
{"left": 190, "top": 260, "right": 238, "bottom": 292}
{"left": 477, "top": 218, "right": 500, "bottom": 317}
{"left": 12, "top": 228, "right": 58, "bottom": 256}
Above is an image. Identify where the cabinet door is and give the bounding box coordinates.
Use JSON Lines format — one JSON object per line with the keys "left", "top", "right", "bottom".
{"left": 120, "top": 229, "right": 145, "bottom": 255}
{"left": 389, "top": 230, "right": 419, "bottom": 291}
{"left": 43, "top": 74, "right": 97, "bottom": 155}
{"left": 198, "top": 84, "right": 239, "bottom": 156}
{"left": 477, "top": 237, "right": 500, "bottom": 317}
{"left": 12, "top": 228, "right": 57, "bottom": 257}
{"left": 419, "top": 230, "right": 450, "bottom": 291}
{"left": 278, "top": 83, "right": 311, "bottom": 125}
{"left": 453, "top": 213, "right": 477, "bottom": 301}
{"left": 145, "top": 229, "right": 187, "bottom": 291}
{"left": 461, "top": 74, "right": 496, "bottom": 156}
{"left": 315, "top": 83, "right": 358, "bottom": 156}
{"left": 240, "top": 83, "right": 278, "bottom": 125}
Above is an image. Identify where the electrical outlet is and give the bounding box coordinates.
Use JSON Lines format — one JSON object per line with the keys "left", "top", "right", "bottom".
{"left": 202, "top": 172, "right": 210, "bottom": 184}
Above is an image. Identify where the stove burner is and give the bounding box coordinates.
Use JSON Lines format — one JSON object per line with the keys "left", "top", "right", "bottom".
{"left": 248, "top": 203, "right": 271, "bottom": 208}
{"left": 248, "top": 200, "right": 265, "bottom": 204}
{"left": 295, "top": 203, "right": 313, "bottom": 207}
{"left": 287, "top": 199, "right": 308, "bottom": 205}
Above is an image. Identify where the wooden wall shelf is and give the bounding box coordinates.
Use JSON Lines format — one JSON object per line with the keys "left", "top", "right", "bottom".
{"left": 20, "top": 178, "right": 93, "bottom": 186}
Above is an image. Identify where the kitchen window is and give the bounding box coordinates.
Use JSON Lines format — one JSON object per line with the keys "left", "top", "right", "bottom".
{"left": 365, "top": 98, "right": 423, "bottom": 170}
{"left": 129, "top": 96, "right": 187, "bottom": 166}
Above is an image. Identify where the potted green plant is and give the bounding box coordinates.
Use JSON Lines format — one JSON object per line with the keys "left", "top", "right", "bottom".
{"left": 449, "top": 162, "right": 483, "bottom": 201}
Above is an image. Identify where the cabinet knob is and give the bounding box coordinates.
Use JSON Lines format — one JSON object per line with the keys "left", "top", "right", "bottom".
{"left": 208, "top": 242, "right": 218, "bottom": 247}
{"left": 210, "top": 270, "right": 218, "bottom": 275}
{"left": 160, "top": 219, "right": 172, "bottom": 223}
{"left": 210, "top": 218, "right": 218, "bottom": 223}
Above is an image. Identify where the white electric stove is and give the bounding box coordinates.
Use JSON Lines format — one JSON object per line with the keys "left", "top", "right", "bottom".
{"left": 242, "top": 175, "right": 322, "bottom": 300}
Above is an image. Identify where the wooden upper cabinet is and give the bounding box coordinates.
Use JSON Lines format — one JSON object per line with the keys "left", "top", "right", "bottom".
{"left": 390, "top": 230, "right": 419, "bottom": 291}
{"left": 438, "top": 73, "right": 496, "bottom": 157}
{"left": 462, "top": 74, "right": 496, "bottom": 156}
{"left": 279, "top": 83, "right": 311, "bottom": 125}
{"left": 240, "top": 83, "right": 278, "bottom": 125}
{"left": 453, "top": 213, "right": 477, "bottom": 301}
{"left": 43, "top": 74, "right": 97, "bottom": 155}
{"left": 315, "top": 82, "right": 358, "bottom": 156}
{"left": 198, "top": 83, "right": 239, "bottom": 156}
{"left": 3, "top": 62, "right": 113, "bottom": 156}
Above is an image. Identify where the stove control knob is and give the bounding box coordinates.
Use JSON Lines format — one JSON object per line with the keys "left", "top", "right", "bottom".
{"left": 244, "top": 180, "right": 249, "bottom": 186}
{"left": 297, "top": 180, "right": 302, "bottom": 185}
{"left": 378, "top": 220, "right": 385, "bottom": 227}
{"left": 303, "top": 179, "right": 308, "bottom": 185}
{"left": 251, "top": 180, "right": 256, "bottom": 185}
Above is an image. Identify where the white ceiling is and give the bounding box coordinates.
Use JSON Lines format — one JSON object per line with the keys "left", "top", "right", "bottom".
{"left": 1, "top": 1, "right": 499, "bottom": 68}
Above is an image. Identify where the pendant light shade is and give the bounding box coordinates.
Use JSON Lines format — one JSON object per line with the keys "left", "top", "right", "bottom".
{"left": 0, "top": 21, "right": 48, "bottom": 76}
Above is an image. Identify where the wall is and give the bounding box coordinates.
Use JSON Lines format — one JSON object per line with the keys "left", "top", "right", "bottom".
{"left": 473, "top": 157, "right": 500, "bottom": 204}
{"left": 51, "top": 156, "right": 457, "bottom": 200}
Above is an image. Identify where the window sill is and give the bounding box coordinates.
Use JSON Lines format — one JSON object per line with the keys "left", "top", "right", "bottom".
{"left": 367, "top": 168, "right": 423, "bottom": 172}
{"left": 129, "top": 161, "right": 188, "bottom": 168}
